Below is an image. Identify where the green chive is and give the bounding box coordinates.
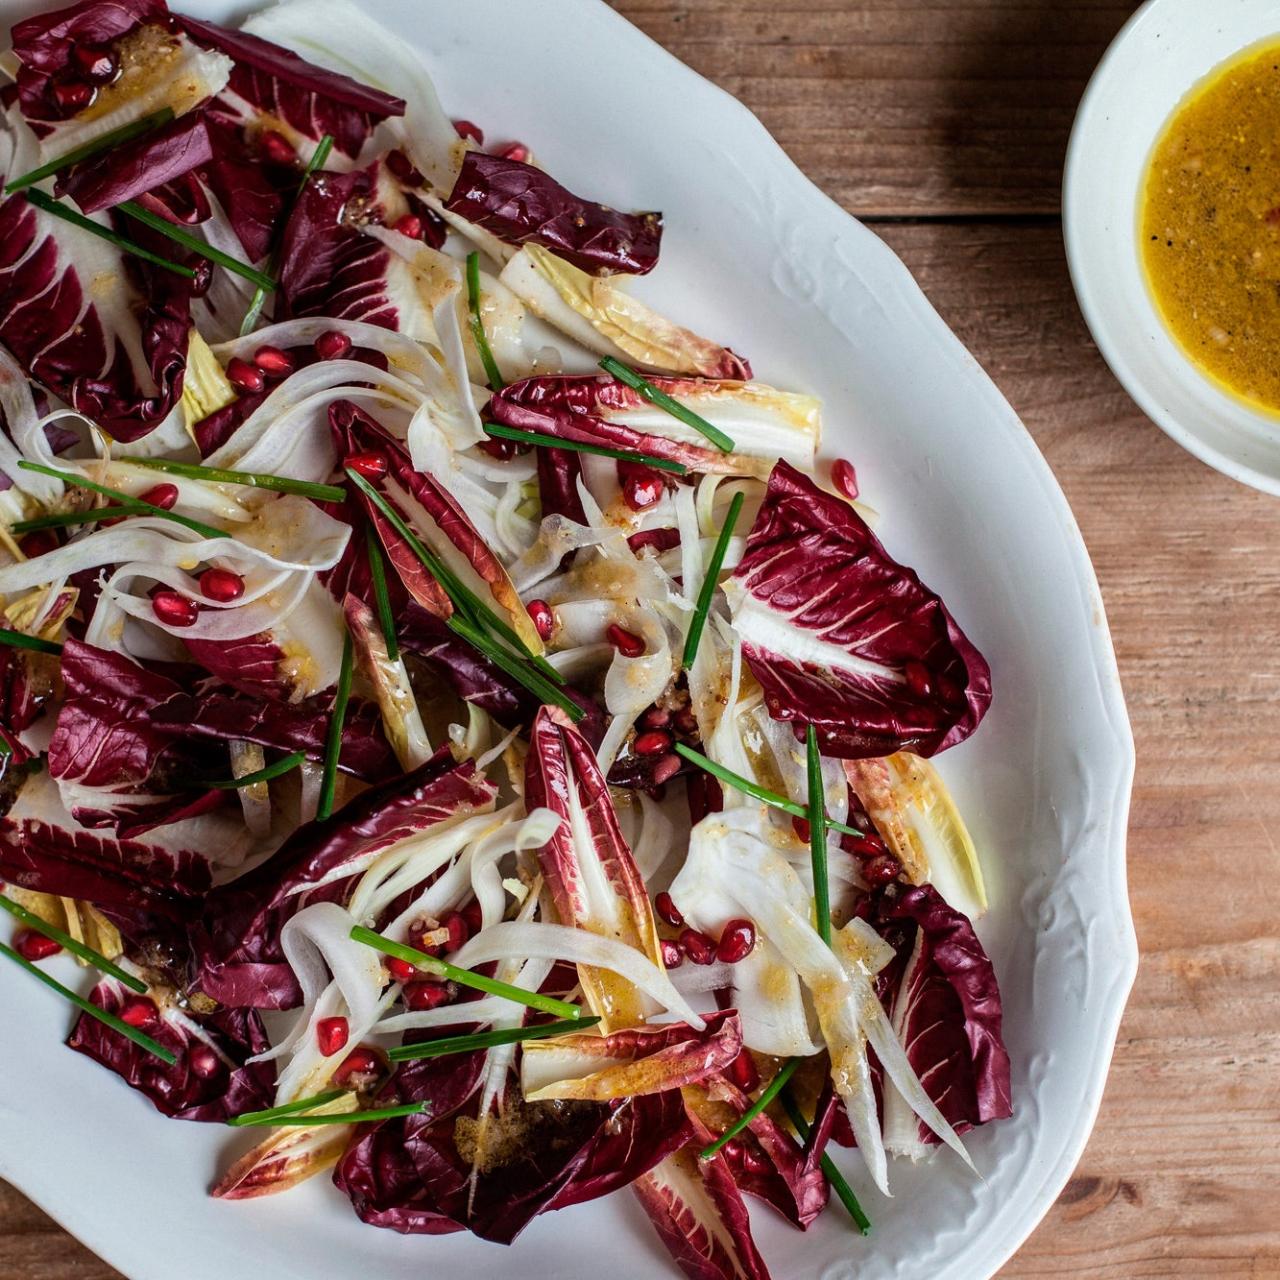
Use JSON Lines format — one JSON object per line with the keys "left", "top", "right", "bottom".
{"left": 227, "top": 1088, "right": 349, "bottom": 1127}
{"left": 806, "top": 725, "right": 831, "bottom": 945}
{"left": 599, "top": 355, "right": 735, "bottom": 453}
{"left": 350, "top": 925, "right": 585, "bottom": 1019}
{"left": 316, "top": 631, "right": 353, "bottom": 821}
{"left": 119, "top": 456, "right": 345, "bottom": 504}
{"left": 0, "top": 627, "right": 62, "bottom": 657}
{"left": 681, "top": 490, "right": 744, "bottom": 669}
{"left": 5, "top": 108, "right": 176, "bottom": 194}
{"left": 0, "top": 738, "right": 12, "bottom": 759}
{"left": 0, "top": 893, "right": 146, "bottom": 993}
{"left": 780, "top": 1089, "right": 870, "bottom": 1234}
{"left": 11, "top": 504, "right": 150, "bottom": 533}
{"left": 482, "top": 423, "right": 687, "bottom": 475}
{"left": 23, "top": 189, "right": 196, "bottom": 279}
{"left": 239, "top": 134, "right": 334, "bottom": 336}
{"left": 387, "top": 1015, "right": 601, "bottom": 1063}
{"left": 0, "top": 939, "right": 175, "bottom": 1064}
{"left": 700, "top": 1057, "right": 801, "bottom": 1160}
{"left": 673, "top": 744, "right": 864, "bottom": 838}
{"left": 466, "top": 251, "right": 505, "bottom": 390}
{"left": 233, "top": 1102, "right": 427, "bottom": 1128}
{"left": 118, "top": 200, "right": 275, "bottom": 290}
{"left": 365, "top": 525, "right": 400, "bottom": 663}
{"left": 207, "top": 750, "right": 306, "bottom": 791}
{"left": 17, "top": 461, "right": 227, "bottom": 540}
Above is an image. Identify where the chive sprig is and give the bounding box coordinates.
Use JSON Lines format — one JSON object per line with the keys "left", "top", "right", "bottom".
{"left": 208, "top": 750, "right": 307, "bottom": 791}
{"left": 481, "top": 423, "right": 687, "bottom": 474}
{"left": 0, "top": 893, "right": 146, "bottom": 993}
{"left": 316, "top": 632, "right": 353, "bottom": 821}
{"left": 387, "top": 1015, "right": 601, "bottom": 1062}
{"left": 599, "top": 356, "right": 735, "bottom": 452}
{"left": 699, "top": 1056, "right": 800, "bottom": 1160}
{"left": 681, "top": 490, "right": 743, "bottom": 669}
{"left": 119, "top": 456, "right": 345, "bottom": 503}
{"left": 466, "top": 251, "right": 505, "bottom": 390}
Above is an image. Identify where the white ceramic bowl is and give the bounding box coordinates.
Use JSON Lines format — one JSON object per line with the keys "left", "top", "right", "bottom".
{"left": 1065, "top": 0, "right": 1280, "bottom": 494}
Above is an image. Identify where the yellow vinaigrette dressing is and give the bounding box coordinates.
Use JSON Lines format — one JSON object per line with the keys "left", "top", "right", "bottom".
{"left": 1141, "top": 39, "right": 1280, "bottom": 414}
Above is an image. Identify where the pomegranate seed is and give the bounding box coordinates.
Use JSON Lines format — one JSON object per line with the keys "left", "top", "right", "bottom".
{"left": 439, "top": 910, "right": 469, "bottom": 953}
{"left": 119, "top": 996, "right": 159, "bottom": 1030}
{"left": 846, "top": 833, "right": 886, "bottom": 858}
{"left": 527, "top": 599, "right": 554, "bottom": 642}
{"left": 461, "top": 900, "right": 483, "bottom": 934}
{"left": 680, "top": 927, "right": 716, "bottom": 965}
{"left": 14, "top": 928, "right": 61, "bottom": 962}
{"left": 393, "top": 212, "right": 423, "bottom": 239}
{"left": 496, "top": 142, "right": 529, "bottom": 163}
{"left": 640, "top": 706, "right": 670, "bottom": 729}
{"left": 315, "top": 329, "right": 353, "bottom": 360}
{"left": 52, "top": 80, "right": 94, "bottom": 112}
{"left": 151, "top": 590, "right": 199, "bottom": 628}
{"left": 479, "top": 436, "right": 519, "bottom": 460}
{"left": 659, "top": 938, "right": 683, "bottom": 970}
{"left": 189, "top": 1045, "right": 220, "bottom": 1078}
{"left": 832, "top": 457, "right": 859, "bottom": 501}
{"left": 620, "top": 465, "right": 662, "bottom": 511}
{"left": 260, "top": 130, "right": 296, "bottom": 165}
{"left": 863, "top": 855, "right": 902, "bottom": 887}
{"left": 791, "top": 815, "right": 812, "bottom": 843}
{"left": 345, "top": 450, "right": 388, "bottom": 479}
{"left": 199, "top": 568, "right": 244, "bottom": 602}
{"left": 226, "top": 357, "right": 265, "bottom": 394}
{"left": 716, "top": 919, "right": 756, "bottom": 964}
{"left": 606, "top": 623, "right": 644, "bottom": 657}
{"left": 316, "top": 1015, "right": 350, "bottom": 1057}
{"left": 655, "top": 892, "right": 684, "bottom": 928}
{"left": 633, "top": 729, "right": 672, "bottom": 756}
{"left": 651, "top": 754, "right": 682, "bottom": 786}
{"left": 403, "top": 980, "right": 456, "bottom": 1011}
{"left": 71, "top": 44, "right": 118, "bottom": 83}
{"left": 452, "top": 119, "right": 484, "bottom": 145}
{"left": 20, "top": 529, "right": 59, "bottom": 558}
{"left": 252, "top": 345, "right": 295, "bottom": 377}
{"left": 332, "top": 1046, "right": 383, "bottom": 1089}
{"left": 673, "top": 707, "right": 698, "bottom": 735}
{"left": 721, "top": 1137, "right": 745, "bottom": 1163}
{"left": 139, "top": 482, "right": 179, "bottom": 510}
{"left": 903, "top": 660, "right": 933, "bottom": 698}
{"left": 386, "top": 956, "right": 417, "bottom": 983}
{"left": 727, "top": 1048, "right": 760, "bottom": 1093}
{"left": 386, "top": 149, "right": 424, "bottom": 186}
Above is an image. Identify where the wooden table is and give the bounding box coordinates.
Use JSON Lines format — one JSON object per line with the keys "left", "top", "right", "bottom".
{"left": 6, "top": 1, "right": 1280, "bottom": 1275}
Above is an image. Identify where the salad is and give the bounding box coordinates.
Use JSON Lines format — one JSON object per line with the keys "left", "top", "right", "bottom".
{"left": 0, "top": 1, "right": 1012, "bottom": 1275}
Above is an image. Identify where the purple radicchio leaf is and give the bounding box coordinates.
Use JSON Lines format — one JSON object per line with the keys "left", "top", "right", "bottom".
{"left": 444, "top": 150, "right": 663, "bottom": 277}
{"left": 727, "top": 460, "right": 992, "bottom": 759}
{"left": 194, "top": 751, "right": 495, "bottom": 1009}
{"left": 68, "top": 974, "right": 276, "bottom": 1121}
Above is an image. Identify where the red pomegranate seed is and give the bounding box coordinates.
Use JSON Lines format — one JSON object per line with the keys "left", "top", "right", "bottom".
{"left": 252, "top": 345, "right": 295, "bottom": 377}
{"left": 606, "top": 623, "right": 644, "bottom": 657}
{"left": 14, "top": 928, "right": 61, "bottom": 962}
{"left": 673, "top": 707, "right": 698, "bottom": 735}
{"left": 139, "top": 482, "right": 179, "bottom": 511}
{"left": 863, "top": 855, "right": 902, "bottom": 887}
{"left": 680, "top": 928, "right": 716, "bottom": 965}
{"left": 640, "top": 706, "right": 670, "bottom": 729}
{"left": 20, "top": 529, "right": 59, "bottom": 558}
{"left": 345, "top": 450, "right": 387, "bottom": 479}
{"left": 478, "top": 436, "right": 518, "bottom": 460}
{"left": 386, "top": 956, "right": 417, "bottom": 983}
{"left": 791, "top": 815, "right": 812, "bottom": 843}
{"left": 226, "top": 357, "right": 265, "bottom": 394}
{"left": 440, "top": 910, "right": 469, "bottom": 953}
{"left": 386, "top": 149, "right": 424, "bottom": 186}
{"left": 659, "top": 938, "right": 683, "bottom": 970}
{"left": 620, "top": 466, "right": 662, "bottom": 511}
{"left": 727, "top": 1047, "right": 759, "bottom": 1093}
{"left": 903, "top": 660, "right": 933, "bottom": 698}
{"left": 832, "top": 457, "right": 859, "bottom": 501}
{"left": 651, "top": 754, "right": 682, "bottom": 786}
{"left": 119, "top": 996, "right": 159, "bottom": 1030}
{"left": 393, "top": 213, "right": 423, "bottom": 239}
{"left": 452, "top": 119, "right": 484, "bottom": 145}
{"left": 633, "top": 729, "right": 672, "bottom": 757}
{"left": 527, "top": 599, "right": 554, "bottom": 642}
{"left": 716, "top": 918, "right": 756, "bottom": 964}
{"left": 655, "top": 891, "right": 684, "bottom": 928}
{"left": 316, "top": 1015, "right": 350, "bottom": 1057}
{"left": 72, "top": 44, "right": 118, "bottom": 82}
{"left": 53, "top": 80, "right": 94, "bottom": 112}
{"left": 403, "top": 980, "right": 456, "bottom": 1011}
{"left": 260, "top": 130, "right": 296, "bottom": 166}
{"left": 199, "top": 568, "right": 244, "bottom": 602}
{"left": 314, "top": 329, "right": 353, "bottom": 360}
{"left": 332, "top": 1046, "right": 383, "bottom": 1088}
{"left": 189, "top": 1045, "right": 220, "bottom": 1078}
{"left": 846, "top": 833, "right": 886, "bottom": 858}
{"left": 461, "top": 899, "right": 483, "bottom": 934}
{"left": 496, "top": 142, "right": 529, "bottom": 163}
{"left": 151, "top": 590, "right": 199, "bottom": 628}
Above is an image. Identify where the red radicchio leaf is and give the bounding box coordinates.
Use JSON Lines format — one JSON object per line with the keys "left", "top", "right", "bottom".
{"left": 871, "top": 882, "right": 1013, "bottom": 1139}
{"left": 194, "top": 751, "right": 494, "bottom": 1008}
{"left": 174, "top": 15, "right": 404, "bottom": 158}
{"left": 58, "top": 112, "right": 213, "bottom": 214}
{"left": 536, "top": 442, "right": 587, "bottom": 524}
{"left": 728, "top": 460, "right": 992, "bottom": 759}
{"left": 68, "top": 975, "right": 276, "bottom": 1121}
{"left": 198, "top": 120, "right": 289, "bottom": 262}
{"left": 444, "top": 150, "right": 663, "bottom": 277}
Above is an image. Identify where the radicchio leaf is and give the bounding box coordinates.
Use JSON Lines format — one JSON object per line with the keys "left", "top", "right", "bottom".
{"left": 67, "top": 975, "right": 276, "bottom": 1121}
{"left": 726, "top": 461, "right": 992, "bottom": 759}
{"left": 195, "top": 751, "right": 494, "bottom": 1009}
{"left": 444, "top": 151, "right": 662, "bottom": 277}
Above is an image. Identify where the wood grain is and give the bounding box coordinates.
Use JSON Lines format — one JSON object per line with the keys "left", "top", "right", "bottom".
{"left": 7, "top": 0, "right": 1280, "bottom": 1277}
